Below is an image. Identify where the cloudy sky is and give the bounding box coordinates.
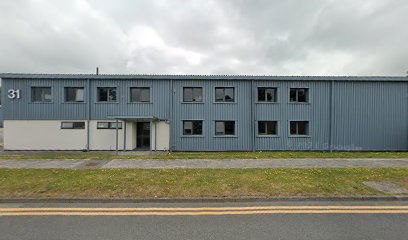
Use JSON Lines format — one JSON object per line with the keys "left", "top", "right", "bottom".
{"left": 0, "top": 0, "right": 407, "bottom": 75}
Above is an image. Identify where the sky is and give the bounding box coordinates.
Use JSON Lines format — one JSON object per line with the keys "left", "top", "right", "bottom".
{"left": 0, "top": 0, "right": 407, "bottom": 76}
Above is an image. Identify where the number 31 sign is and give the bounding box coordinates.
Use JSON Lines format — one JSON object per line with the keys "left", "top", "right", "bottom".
{"left": 7, "top": 89, "right": 21, "bottom": 99}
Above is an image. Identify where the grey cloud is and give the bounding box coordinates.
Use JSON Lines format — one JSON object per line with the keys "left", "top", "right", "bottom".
{"left": 0, "top": 0, "right": 407, "bottom": 75}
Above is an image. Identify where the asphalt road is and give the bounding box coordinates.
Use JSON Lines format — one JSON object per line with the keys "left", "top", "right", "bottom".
{"left": 1, "top": 201, "right": 408, "bottom": 240}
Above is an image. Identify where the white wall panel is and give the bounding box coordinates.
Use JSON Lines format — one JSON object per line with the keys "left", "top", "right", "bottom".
{"left": 4, "top": 120, "right": 87, "bottom": 150}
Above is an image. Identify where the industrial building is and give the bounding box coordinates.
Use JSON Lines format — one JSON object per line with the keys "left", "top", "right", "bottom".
{"left": 0, "top": 73, "right": 407, "bottom": 151}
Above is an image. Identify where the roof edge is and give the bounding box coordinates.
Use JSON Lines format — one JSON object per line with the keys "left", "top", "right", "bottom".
{"left": 0, "top": 73, "right": 407, "bottom": 81}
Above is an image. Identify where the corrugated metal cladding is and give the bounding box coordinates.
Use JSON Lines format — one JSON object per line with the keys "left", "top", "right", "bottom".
{"left": 1, "top": 75, "right": 408, "bottom": 151}
{"left": 254, "top": 81, "right": 331, "bottom": 151}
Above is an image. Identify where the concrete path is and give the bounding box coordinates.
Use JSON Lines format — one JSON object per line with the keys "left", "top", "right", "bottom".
{"left": 1, "top": 158, "right": 408, "bottom": 169}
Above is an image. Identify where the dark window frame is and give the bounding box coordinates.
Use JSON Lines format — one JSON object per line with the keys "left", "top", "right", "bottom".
{"left": 61, "top": 121, "right": 86, "bottom": 129}
{"left": 214, "top": 121, "right": 236, "bottom": 136}
{"left": 130, "top": 87, "right": 151, "bottom": 103}
{"left": 289, "top": 121, "right": 309, "bottom": 136}
{"left": 289, "top": 88, "right": 309, "bottom": 103}
{"left": 257, "top": 87, "right": 278, "bottom": 103}
{"left": 183, "top": 87, "right": 203, "bottom": 103}
{"left": 97, "top": 87, "right": 117, "bottom": 102}
{"left": 64, "top": 87, "right": 85, "bottom": 103}
{"left": 97, "top": 122, "right": 123, "bottom": 129}
{"left": 31, "top": 87, "right": 52, "bottom": 103}
{"left": 182, "top": 120, "right": 203, "bottom": 136}
{"left": 214, "top": 87, "right": 235, "bottom": 103}
{"left": 257, "top": 121, "right": 278, "bottom": 136}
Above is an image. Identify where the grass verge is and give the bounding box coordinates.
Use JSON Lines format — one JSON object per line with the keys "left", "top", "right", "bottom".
{"left": 2, "top": 151, "right": 408, "bottom": 160}
{"left": 0, "top": 168, "right": 407, "bottom": 198}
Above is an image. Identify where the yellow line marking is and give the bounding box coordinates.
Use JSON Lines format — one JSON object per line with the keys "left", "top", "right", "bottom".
{"left": 1, "top": 206, "right": 408, "bottom": 212}
{"left": 1, "top": 210, "right": 408, "bottom": 216}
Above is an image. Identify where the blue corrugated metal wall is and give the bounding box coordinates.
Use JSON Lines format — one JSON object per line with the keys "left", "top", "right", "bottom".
{"left": 1, "top": 76, "right": 407, "bottom": 151}
{"left": 331, "top": 81, "right": 408, "bottom": 151}
{"left": 254, "top": 81, "right": 331, "bottom": 150}
{"left": 3, "top": 79, "right": 88, "bottom": 120}
{"left": 172, "top": 80, "right": 252, "bottom": 151}
{"left": 90, "top": 79, "right": 171, "bottom": 120}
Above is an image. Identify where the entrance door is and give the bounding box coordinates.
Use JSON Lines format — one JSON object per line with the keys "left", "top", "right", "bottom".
{"left": 136, "top": 122, "right": 150, "bottom": 149}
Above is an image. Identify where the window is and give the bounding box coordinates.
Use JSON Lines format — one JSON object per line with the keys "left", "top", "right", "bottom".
{"left": 183, "top": 87, "right": 203, "bottom": 102}
{"left": 97, "top": 122, "right": 122, "bottom": 129}
{"left": 215, "top": 87, "right": 235, "bottom": 102}
{"left": 290, "top": 121, "right": 309, "bottom": 136}
{"left": 97, "top": 87, "right": 117, "bottom": 102}
{"left": 258, "top": 121, "right": 278, "bottom": 135}
{"left": 110, "top": 122, "right": 122, "bottom": 129}
{"left": 215, "top": 121, "right": 235, "bottom": 135}
{"left": 61, "top": 122, "right": 85, "bottom": 129}
{"left": 130, "top": 87, "right": 150, "bottom": 102}
{"left": 290, "top": 88, "right": 308, "bottom": 103}
{"left": 183, "top": 120, "right": 203, "bottom": 135}
{"left": 65, "top": 87, "right": 84, "bottom": 102}
{"left": 31, "top": 87, "right": 52, "bottom": 102}
{"left": 258, "top": 87, "right": 277, "bottom": 102}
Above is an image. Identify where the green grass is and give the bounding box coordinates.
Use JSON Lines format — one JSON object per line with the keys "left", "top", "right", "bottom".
{"left": 2, "top": 151, "right": 408, "bottom": 160}
{"left": 0, "top": 168, "right": 407, "bottom": 198}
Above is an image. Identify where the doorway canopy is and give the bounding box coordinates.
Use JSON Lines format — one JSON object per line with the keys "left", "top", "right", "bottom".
{"left": 107, "top": 116, "right": 163, "bottom": 153}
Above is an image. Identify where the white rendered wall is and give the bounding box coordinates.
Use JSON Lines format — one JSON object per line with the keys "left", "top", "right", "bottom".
{"left": 151, "top": 121, "right": 170, "bottom": 151}
{"left": 89, "top": 121, "right": 136, "bottom": 150}
{"left": 4, "top": 120, "right": 87, "bottom": 150}
{"left": 89, "top": 121, "right": 124, "bottom": 150}
{"left": 4, "top": 120, "right": 170, "bottom": 151}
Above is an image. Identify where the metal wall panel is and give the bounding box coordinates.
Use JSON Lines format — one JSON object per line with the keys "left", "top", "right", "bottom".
{"left": 2, "top": 78, "right": 171, "bottom": 120}
{"left": 89, "top": 79, "right": 171, "bottom": 120}
{"left": 331, "top": 81, "right": 408, "bottom": 150}
{"left": 3, "top": 78, "right": 87, "bottom": 120}
{"left": 2, "top": 76, "right": 407, "bottom": 151}
{"left": 254, "top": 81, "right": 331, "bottom": 150}
{"left": 171, "top": 80, "right": 252, "bottom": 151}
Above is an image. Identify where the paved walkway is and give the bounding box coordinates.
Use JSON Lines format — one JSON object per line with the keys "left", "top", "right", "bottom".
{"left": 1, "top": 158, "right": 408, "bottom": 169}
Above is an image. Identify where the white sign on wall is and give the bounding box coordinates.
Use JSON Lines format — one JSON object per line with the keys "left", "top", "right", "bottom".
{"left": 7, "top": 89, "right": 21, "bottom": 99}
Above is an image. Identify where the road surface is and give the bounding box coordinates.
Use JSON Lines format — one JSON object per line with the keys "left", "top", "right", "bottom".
{"left": 1, "top": 201, "right": 407, "bottom": 240}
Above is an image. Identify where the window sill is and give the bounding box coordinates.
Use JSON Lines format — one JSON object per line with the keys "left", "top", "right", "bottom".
{"left": 213, "top": 102, "right": 237, "bottom": 104}
{"left": 288, "top": 102, "right": 310, "bottom": 105}
{"left": 256, "top": 135, "right": 280, "bottom": 138}
{"left": 127, "top": 102, "right": 152, "bottom": 104}
{"left": 255, "top": 102, "right": 279, "bottom": 104}
{"left": 180, "top": 135, "right": 205, "bottom": 138}
{"left": 213, "top": 135, "right": 237, "bottom": 138}
{"left": 288, "top": 135, "right": 311, "bottom": 138}
{"left": 181, "top": 102, "right": 205, "bottom": 104}
{"left": 62, "top": 102, "right": 86, "bottom": 104}
{"left": 94, "top": 102, "right": 119, "bottom": 104}
{"left": 29, "top": 102, "right": 53, "bottom": 104}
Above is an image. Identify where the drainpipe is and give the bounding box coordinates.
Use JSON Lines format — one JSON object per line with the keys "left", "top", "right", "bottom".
{"left": 169, "top": 79, "right": 174, "bottom": 151}
{"left": 123, "top": 120, "right": 126, "bottom": 151}
{"left": 250, "top": 79, "right": 255, "bottom": 152}
{"left": 149, "top": 120, "right": 152, "bottom": 155}
{"left": 86, "top": 78, "right": 91, "bottom": 151}
{"left": 329, "top": 80, "right": 334, "bottom": 152}
{"left": 115, "top": 119, "right": 119, "bottom": 155}
{"left": 155, "top": 120, "right": 157, "bottom": 151}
